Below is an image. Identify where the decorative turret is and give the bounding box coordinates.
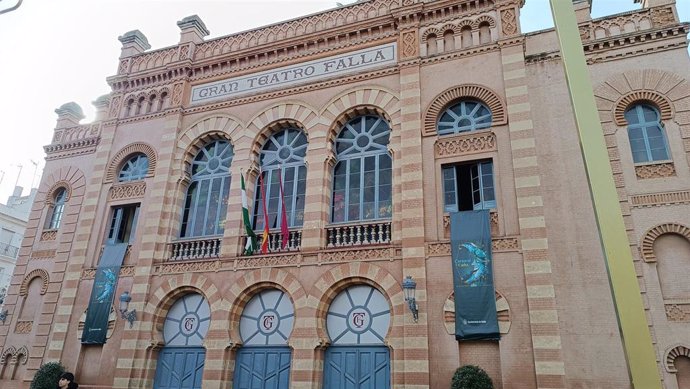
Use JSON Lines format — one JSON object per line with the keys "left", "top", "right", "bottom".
{"left": 92, "top": 95, "right": 110, "bottom": 121}
{"left": 635, "top": 0, "right": 675, "bottom": 8}
{"left": 54, "top": 102, "right": 84, "bottom": 129}
{"left": 178, "top": 15, "right": 209, "bottom": 44}
{"left": 118, "top": 30, "right": 151, "bottom": 58}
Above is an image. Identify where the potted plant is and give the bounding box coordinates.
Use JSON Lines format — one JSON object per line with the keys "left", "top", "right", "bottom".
{"left": 451, "top": 365, "right": 494, "bottom": 389}
{"left": 30, "top": 361, "right": 65, "bottom": 389}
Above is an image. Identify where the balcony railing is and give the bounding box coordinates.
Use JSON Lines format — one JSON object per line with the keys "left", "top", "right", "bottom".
{"left": 168, "top": 237, "right": 221, "bottom": 261}
{"left": 0, "top": 242, "right": 19, "bottom": 258}
{"left": 326, "top": 221, "right": 392, "bottom": 248}
{"left": 244, "top": 229, "right": 302, "bottom": 254}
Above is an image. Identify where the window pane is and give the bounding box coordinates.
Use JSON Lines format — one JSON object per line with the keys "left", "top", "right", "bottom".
{"left": 437, "top": 100, "right": 493, "bottom": 135}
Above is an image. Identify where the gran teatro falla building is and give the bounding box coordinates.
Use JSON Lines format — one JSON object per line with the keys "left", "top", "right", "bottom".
{"left": 1, "top": 0, "right": 689, "bottom": 388}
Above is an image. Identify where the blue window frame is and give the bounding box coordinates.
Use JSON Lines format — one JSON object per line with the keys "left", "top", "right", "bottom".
{"left": 331, "top": 115, "right": 392, "bottom": 223}
{"left": 437, "top": 100, "right": 492, "bottom": 135}
{"left": 118, "top": 154, "right": 149, "bottom": 182}
{"left": 624, "top": 104, "right": 670, "bottom": 163}
{"left": 180, "top": 140, "right": 233, "bottom": 238}
{"left": 253, "top": 128, "right": 308, "bottom": 230}
{"left": 442, "top": 160, "right": 495, "bottom": 212}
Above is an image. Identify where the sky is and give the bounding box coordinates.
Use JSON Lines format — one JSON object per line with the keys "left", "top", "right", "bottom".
{"left": 0, "top": 0, "right": 688, "bottom": 204}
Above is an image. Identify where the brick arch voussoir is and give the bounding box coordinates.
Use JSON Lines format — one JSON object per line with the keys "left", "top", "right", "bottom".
{"left": 665, "top": 344, "right": 690, "bottom": 373}
{"left": 594, "top": 69, "right": 688, "bottom": 127}
{"left": 38, "top": 166, "right": 86, "bottom": 204}
{"left": 422, "top": 28, "right": 441, "bottom": 41}
{"left": 247, "top": 117, "right": 311, "bottom": 167}
{"left": 321, "top": 87, "right": 400, "bottom": 146}
{"left": 146, "top": 274, "right": 221, "bottom": 335}
{"left": 476, "top": 15, "right": 496, "bottom": 28}
{"left": 440, "top": 24, "right": 461, "bottom": 35}
{"left": 19, "top": 269, "right": 49, "bottom": 296}
{"left": 0, "top": 346, "right": 16, "bottom": 365}
{"left": 458, "top": 19, "right": 474, "bottom": 30}
{"left": 227, "top": 268, "right": 307, "bottom": 343}
{"left": 424, "top": 84, "right": 506, "bottom": 136}
{"left": 178, "top": 114, "right": 243, "bottom": 164}
{"left": 614, "top": 91, "right": 674, "bottom": 126}
{"left": 310, "top": 262, "right": 404, "bottom": 343}
{"left": 640, "top": 223, "right": 690, "bottom": 263}
{"left": 104, "top": 142, "right": 158, "bottom": 183}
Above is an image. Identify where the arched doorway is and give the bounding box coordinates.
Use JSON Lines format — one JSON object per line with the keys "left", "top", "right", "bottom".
{"left": 153, "top": 293, "right": 210, "bottom": 389}
{"left": 234, "top": 289, "right": 294, "bottom": 389}
{"left": 323, "top": 284, "right": 391, "bottom": 389}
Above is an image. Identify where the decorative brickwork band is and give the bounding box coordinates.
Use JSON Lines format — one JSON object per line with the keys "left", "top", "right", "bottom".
{"left": 109, "top": 182, "right": 146, "bottom": 200}
{"left": 614, "top": 90, "right": 673, "bottom": 126}
{"left": 635, "top": 162, "right": 676, "bottom": 179}
{"left": 435, "top": 131, "right": 496, "bottom": 157}
{"left": 640, "top": 223, "right": 690, "bottom": 263}
{"left": 424, "top": 84, "right": 507, "bottom": 136}
{"left": 665, "top": 304, "right": 690, "bottom": 322}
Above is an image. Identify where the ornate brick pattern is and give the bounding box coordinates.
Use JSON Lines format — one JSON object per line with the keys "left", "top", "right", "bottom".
{"left": 423, "top": 84, "right": 507, "bottom": 136}
{"left": 613, "top": 90, "right": 672, "bottom": 126}
{"left": 121, "top": 87, "right": 172, "bottom": 118}
{"left": 665, "top": 304, "right": 690, "bottom": 322}
{"left": 635, "top": 162, "right": 676, "bottom": 179}
{"left": 435, "top": 131, "right": 496, "bottom": 157}
{"left": 44, "top": 137, "right": 100, "bottom": 161}
{"left": 630, "top": 190, "right": 690, "bottom": 208}
{"left": 14, "top": 321, "right": 32, "bottom": 334}
{"left": 30, "top": 250, "right": 56, "bottom": 260}
{"left": 108, "top": 181, "right": 146, "bottom": 200}
{"left": 39, "top": 230, "right": 57, "bottom": 241}
{"left": 104, "top": 143, "right": 157, "bottom": 183}
{"left": 500, "top": 8, "right": 517, "bottom": 36}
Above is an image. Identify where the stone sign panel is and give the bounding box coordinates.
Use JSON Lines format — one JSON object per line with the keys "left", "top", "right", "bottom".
{"left": 190, "top": 43, "right": 397, "bottom": 104}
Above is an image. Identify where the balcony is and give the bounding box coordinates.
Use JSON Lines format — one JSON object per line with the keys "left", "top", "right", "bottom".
{"left": 326, "top": 220, "right": 392, "bottom": 248}
{"left": 244, "top": 229, "right": 302, "bottom": 254}
{"left": 0, "top": 242, "right": 19, "bottom": 259}
{"left": 168, "top": 237, "right": 221, "bottom": 261}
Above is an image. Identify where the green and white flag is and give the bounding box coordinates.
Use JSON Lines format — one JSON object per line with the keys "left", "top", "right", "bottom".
{"left": 242, "top": 174, "right": 258, "bottom": 255}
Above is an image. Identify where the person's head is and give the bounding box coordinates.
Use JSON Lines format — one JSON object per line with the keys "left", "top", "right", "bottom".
{"left": 58, "top": 372, "right": 75, "bottom": 388}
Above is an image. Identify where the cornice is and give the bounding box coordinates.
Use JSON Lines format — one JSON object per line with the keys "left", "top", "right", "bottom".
{"left": 114, "top": 108, "right": 183, "bottom": 125}
{"left": 43, "top": 137, "right": 100, "bottom": 161}
{"left": 419, "top": 43, "right": 500, "bottom": 65}
{"left": 188, "top": 34, "right": 398, "bottom": 83}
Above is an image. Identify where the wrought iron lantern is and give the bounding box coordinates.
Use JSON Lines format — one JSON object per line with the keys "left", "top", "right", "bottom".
{"left": 119, "top": 291, "right": 137, "bottom": 328}
{"left": 402, "top": 275, "right": 418, "bottom": 322}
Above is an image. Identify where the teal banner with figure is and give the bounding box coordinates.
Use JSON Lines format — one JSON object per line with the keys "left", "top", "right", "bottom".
{"left": 450, "top": 210, "right": 500, "bottom": 340}
{"left": 82, "top": 243, "right": 128, "bottom": 344}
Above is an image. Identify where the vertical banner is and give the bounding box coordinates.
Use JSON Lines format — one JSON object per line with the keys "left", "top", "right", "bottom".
{"left": 450, "top": 210, "right": 500, "bottom": 340}
{"left": 82, "top": 243, "right": 129, "bottom": 344}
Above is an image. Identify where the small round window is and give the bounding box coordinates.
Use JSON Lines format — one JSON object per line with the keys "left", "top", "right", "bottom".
{"left": 118, "top": 154, "right": 149, "bottom": 182}
{"left": 437, "top": 100, "right": 492, "bottom": 135}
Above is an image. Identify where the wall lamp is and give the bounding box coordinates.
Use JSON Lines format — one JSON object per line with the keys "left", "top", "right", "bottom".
{"left": 119, "top": 291, "right": 137, "bottom": 328}
{"left": 402, "top": 275, "right": 418, "bottom": 322}
{"left": 0, "top": 309, "right": 8, "bottom": 325}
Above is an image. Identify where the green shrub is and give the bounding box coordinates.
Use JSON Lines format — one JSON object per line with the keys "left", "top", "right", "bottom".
{"left": 30, "top": 361, "right": 65, "bottom": 389}
{"left": 451, "top": 365, "right": 494, "bottom": 389}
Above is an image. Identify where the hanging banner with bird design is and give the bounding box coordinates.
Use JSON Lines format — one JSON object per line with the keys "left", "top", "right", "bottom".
{"left": 450, "top": 210, "right": 500, "bottom": 340}
{"left": 82, "top": 243, "right": 129, "bottom": 344}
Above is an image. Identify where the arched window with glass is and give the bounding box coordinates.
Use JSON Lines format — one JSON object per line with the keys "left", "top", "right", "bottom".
{"left": 118, "top": 154, "right": 149, "bottom": 182}
{"left": 45, "top": 188, "right": 67, "bottom": 230}
{"left": 253, "top": 128, "right": 308, "bottom": 230}
{"left": 625, "top": 103, "right": 670, "bottom": 163}
{"left": 180, "top": 140, "right": 233, "bottom": 238}
{"left": 331, "top": 115, "right": 392, "bottom": 223}
{"left": 437, "top": 99, "right": 492, "bottom": 135}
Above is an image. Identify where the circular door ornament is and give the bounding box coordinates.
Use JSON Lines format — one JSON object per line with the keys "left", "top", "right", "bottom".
{"left": 163, "top": 294, "right": 211, "bottom": 347}
{"left": 240, "top": 289, "right": 295, "bottom": 346}
{"left": 327, "top": 285, "right": 390, "bottom": 345}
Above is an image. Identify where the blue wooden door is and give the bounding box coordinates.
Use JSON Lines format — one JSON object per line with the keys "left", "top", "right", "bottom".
{"left": 323, "top": 346, "right": 390, "bottom": 389}
{"left": 234, "top": 347, "right": 291, "bottom": 389}
{"left": 153, "top": 347, "right": 206, "bottom": 389}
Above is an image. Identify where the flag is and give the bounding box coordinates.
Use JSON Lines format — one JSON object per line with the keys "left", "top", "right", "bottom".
{"left": 259, "top": 170, "right": 270, "bottom": 254}
{"left": 241, "top": 174, "right": 257, "bottom": 255}
{"left": 278, "top": 168, "right": 290, "bottom": 249}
